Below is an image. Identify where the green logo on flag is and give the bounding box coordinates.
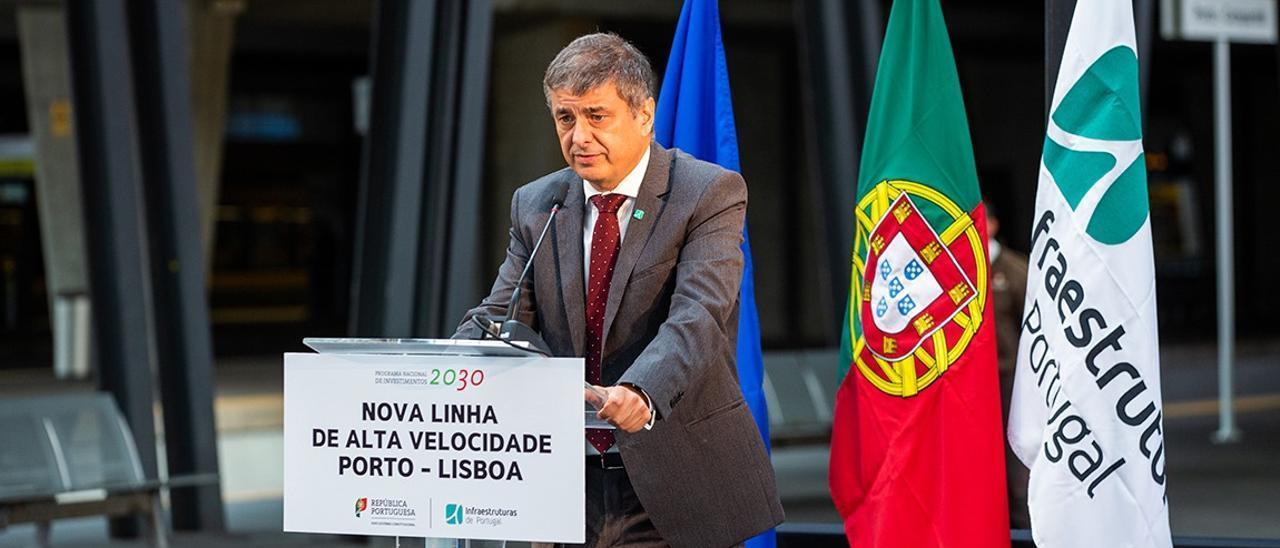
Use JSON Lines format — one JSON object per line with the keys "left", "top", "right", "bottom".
{"left": 1042, "top": 46, "right": 1148, "bottom": 245}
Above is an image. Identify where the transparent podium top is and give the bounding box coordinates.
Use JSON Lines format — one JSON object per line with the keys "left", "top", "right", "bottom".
{"left": 303, "top": 338, "right": 613, "bottom": 429}
{"left": 302, "top": 337, "right": 536, "bottom": 357}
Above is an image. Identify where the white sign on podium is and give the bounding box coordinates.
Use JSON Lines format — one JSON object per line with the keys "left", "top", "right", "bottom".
{"left": 283, "top": 343, "right": 585, "bottom": 544}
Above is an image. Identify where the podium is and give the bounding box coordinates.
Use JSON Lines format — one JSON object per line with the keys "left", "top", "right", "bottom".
{"left": 282, "top": 338, "right": 586, "bottom": 545}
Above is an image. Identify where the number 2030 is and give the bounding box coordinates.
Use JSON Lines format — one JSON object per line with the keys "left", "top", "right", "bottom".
{"left": 430, "top": 368, "right": 484, "bottom": 391}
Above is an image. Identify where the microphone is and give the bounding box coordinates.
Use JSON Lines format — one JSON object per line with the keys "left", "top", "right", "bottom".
{"left": 475, "top": 182, "right": 569, "bottom": 355}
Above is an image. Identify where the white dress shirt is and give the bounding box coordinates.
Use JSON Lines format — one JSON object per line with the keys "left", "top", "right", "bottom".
{"left": 582, "top": 146, "right": 650, "bottom": 277}
{"left": 582, "top": 147, "right": 654, "bottom": 454}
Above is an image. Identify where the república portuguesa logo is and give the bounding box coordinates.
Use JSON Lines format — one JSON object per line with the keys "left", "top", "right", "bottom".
{"left": 445, "top": 503, "right": 465, "bottom": 525}
{"left": 353, "top": 498, "right": 417, "bottom": 523}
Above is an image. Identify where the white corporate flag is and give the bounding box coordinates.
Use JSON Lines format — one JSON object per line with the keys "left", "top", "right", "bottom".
{"left": 1008, "top": 0, "right": 1172, "bottom": 546}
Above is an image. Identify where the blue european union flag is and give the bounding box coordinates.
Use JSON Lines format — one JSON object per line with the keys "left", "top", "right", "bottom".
{"left": 655, "top": 2, "right": 774, "bottom": 547}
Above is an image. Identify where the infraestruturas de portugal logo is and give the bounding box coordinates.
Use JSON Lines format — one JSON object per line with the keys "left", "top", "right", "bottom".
{"left": 1042, "top": 45, "right": 1148, "bottom": 246}
{"left": 445, "top": 503, "right": 465, "bottom": 525}
{"left": 444, "top": 502, "right": 518, "bottom": 527}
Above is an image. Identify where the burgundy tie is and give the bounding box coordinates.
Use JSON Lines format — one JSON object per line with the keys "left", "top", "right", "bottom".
{"left": 586, "top": 193, "right": 628, "bottom": 453}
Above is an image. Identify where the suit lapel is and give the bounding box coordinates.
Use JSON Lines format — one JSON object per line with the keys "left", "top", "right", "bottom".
{"left": 600, "top": 143, "right": 672, "bottom": 354}
{"left": 554, "top": 172, "right": 586, "bottom": 357}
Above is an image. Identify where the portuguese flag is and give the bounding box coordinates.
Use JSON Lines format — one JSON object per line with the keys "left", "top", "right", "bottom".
{"left": 827, "top": 0, "right": 1008, "bottom": 545}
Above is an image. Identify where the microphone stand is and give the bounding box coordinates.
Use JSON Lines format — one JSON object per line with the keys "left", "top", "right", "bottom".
{"left": 474, "top": 198, "right": 563, "bottom": 356}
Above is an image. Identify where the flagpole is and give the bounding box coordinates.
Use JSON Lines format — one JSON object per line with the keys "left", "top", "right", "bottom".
{"left": 1211, "top": 35, "right": 1241, "bottom": 444}
{"left": 1044, "top": 0, "right": 1076, "bottom": 114}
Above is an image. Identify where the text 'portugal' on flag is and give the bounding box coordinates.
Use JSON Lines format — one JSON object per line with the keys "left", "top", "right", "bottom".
{"left": 828, "top": 0, "right": 1008, "bottom": 546}
{"left": 1008, "top": 0, "right": 1171, "bottom": 546}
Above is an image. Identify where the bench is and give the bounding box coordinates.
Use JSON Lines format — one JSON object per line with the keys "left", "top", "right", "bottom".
{"left": 0, "top": 392, "right": 210, "bottom": 547}
{"left": 763, "top": 348, "right": 838, "bottom": 446}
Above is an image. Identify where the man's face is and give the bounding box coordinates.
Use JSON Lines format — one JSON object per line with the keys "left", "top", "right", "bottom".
{"left": 549, "top": 80, "right": 655, "bottom": 191}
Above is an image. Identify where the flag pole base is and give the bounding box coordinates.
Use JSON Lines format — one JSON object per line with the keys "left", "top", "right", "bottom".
{"left": 1210, "top": 428, "right": 1242, "bottom": 445}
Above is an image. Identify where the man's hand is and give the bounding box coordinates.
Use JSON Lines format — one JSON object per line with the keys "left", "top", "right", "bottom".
{"left": 591, "top": 384, "right": 652, "bottom": 433}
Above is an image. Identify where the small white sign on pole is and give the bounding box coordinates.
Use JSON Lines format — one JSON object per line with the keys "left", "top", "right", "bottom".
{"left": 283, "top": 353, "right": 585, "bottom": 544}
{"left": 1162, "top": 0, "right": 1278, "bottom": 44}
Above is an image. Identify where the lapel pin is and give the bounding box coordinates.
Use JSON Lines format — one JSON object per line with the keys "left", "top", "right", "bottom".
{"left": 633, "top": 209, "right": 645, "bottom": 220}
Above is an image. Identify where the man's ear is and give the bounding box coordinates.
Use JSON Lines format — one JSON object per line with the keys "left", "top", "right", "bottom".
{"left": 640, "top": 97, "right": 656, "bottom": 134}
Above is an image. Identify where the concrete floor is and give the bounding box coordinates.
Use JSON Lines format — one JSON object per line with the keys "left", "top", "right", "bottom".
{"left": 1, "top": 343, "right": 1279, "bottom": 546}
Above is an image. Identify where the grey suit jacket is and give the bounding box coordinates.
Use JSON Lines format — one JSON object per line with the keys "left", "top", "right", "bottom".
{"left": 455, "top": 142, "right": 784, "bottom": 548}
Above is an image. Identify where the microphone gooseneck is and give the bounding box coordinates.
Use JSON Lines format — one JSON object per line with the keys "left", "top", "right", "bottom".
{"left": 504, "top": 183, "right": 570, "bottom": 325}
{"left": 505, "top": 203, "right": 560, "bottom": 324}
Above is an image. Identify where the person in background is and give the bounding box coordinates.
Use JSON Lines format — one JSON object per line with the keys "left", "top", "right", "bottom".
{"left": 987, "top": 199, "right": 1031, "bottom": 529}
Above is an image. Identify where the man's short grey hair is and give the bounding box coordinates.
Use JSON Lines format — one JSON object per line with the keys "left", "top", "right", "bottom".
{"left": 543, "top": 33, "right": 655, "bottom": 113}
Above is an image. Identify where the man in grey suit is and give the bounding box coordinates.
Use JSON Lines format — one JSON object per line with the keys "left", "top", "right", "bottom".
{"left": 454, "top": 33, "right": 783, "bottom": 548}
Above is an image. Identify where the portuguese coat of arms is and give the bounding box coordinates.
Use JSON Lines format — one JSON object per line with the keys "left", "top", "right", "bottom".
{"left": 851, "top": 181, "right": 987, "bottom": 397}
